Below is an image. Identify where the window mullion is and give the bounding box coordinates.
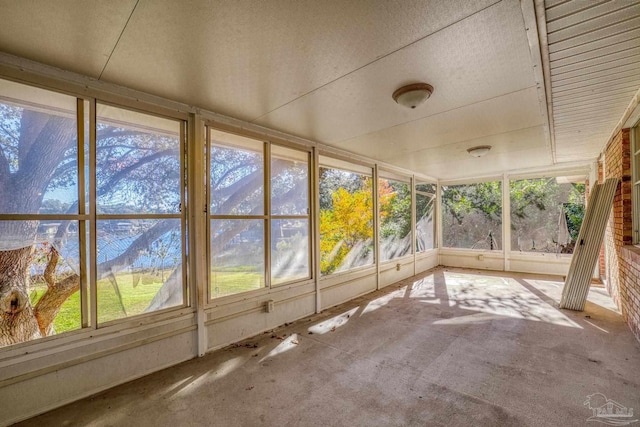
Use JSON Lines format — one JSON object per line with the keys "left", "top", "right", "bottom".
{"left": 89, "top": 98, "right": 98, "bottom": 329}
{"left": 265, "top": 141, "right": 272, "bottom": 288}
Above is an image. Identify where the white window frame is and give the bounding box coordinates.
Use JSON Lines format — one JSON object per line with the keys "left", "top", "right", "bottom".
{"left": 205, "top": 125, "right": 313, "bottom": 302}
{"left": 318, "top": 156, "right": 375, "bottom": 277}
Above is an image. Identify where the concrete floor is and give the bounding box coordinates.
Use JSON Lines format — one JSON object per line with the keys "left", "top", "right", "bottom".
{"left": 17, "top": 267, "right": 640, "bottom": 427}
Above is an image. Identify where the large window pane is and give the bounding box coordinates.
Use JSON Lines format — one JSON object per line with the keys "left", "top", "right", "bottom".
{"left": 271, "top": 219, "right": 309, "bottom": 285}
{"left": 210, "top": 219, "right": 265, "bottom": 298}
{"left": 319, "top": 167, "right": 373, "bottom": 275}
{"left": 442, "top": 182, "right": 502, "bottom": 250}
{"left": 271, "top": 145, "right": 308, "bottom": 215}
{"left": 416, "top": 182, "right": 436, "bottom": 252}
{"left": 96, "top": 104, "right": 181, "bottom": 215}
{"left": 379, "top": 178, "right": 412, "bottom": 261}
{"left": 0, "top": 78, "right": 83, "bottom": 348}
{"left": 0, "top": 78, "right": 78, "bottom": 215}
{"left": 97, "top": 219, "right": 183, "bottom": 323}
{"left": 210, "top": 133, "right": 264, "bottom": 215}
{"left": 510, "top": 177, "right": 585, "bottom": 253}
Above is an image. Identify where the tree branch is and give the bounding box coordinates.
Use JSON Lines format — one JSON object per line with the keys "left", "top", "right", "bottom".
{"left": 34, "top": 273, "right": 79, "bottom": 336}
{"left": 97, "top": 148, "right": 178, "bottom": 197}
{"left": 96, "top": 220, "right": 177, "bottom": 280}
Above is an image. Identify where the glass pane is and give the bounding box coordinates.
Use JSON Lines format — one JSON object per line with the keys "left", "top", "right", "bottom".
{"left": 0, "top": 78, "right": 78, "bottom": 214}
{"left": 210, "top": 132, "right": 264, "bottom": 215}
{"left": 442, "top": 182, "right": 502, "bottom": 250}
{"left": 379, "top": 178, "right": 412, "bottom": 261}
{"left": 97, "top": 219, "right": 183, "bottom": 323}
{"left": 210, "top": 219, "right": 265, "bottom": 298}
{"left": 271, "top": 145, "right": 309, "bottom": 215}
{"left": 0, "top": 220, "right": 81, "bottom": 348}
{"left": 319, "top": 167, "right": 374, "bottom": 275}
{"left": 510, "top": 178, "right": 585, "bottom": 253}
{"left": 416, "top": 182, "right": 436, "bottom": 252}
{"left": 271, "top": 219, "right": 309, "bottom": 285}
{"left": 96, "top": 104, "right": 181, "bottom": 215}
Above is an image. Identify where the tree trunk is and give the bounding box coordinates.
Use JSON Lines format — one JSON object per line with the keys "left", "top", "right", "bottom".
{"left": 0, "top": 246, "right": 41, "bottom": 346}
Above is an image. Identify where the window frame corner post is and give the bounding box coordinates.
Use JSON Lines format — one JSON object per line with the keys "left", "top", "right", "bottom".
{"left": 503, "top": 173, "right": 510, "bottom": 272}
{"left": 374, "top": 164, "right": 381, "bottom": 290}
{"left": 312, "top": 147, "right": 321, "bottom": 313}
{"left": 190, "top": 114, "right": 207, "bottom": 357}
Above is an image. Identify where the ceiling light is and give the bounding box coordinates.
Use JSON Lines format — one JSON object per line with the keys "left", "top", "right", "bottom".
{"left": 392, "top": 83, "right": 433, "bottom": 109}
{"left": 467, "top": 145, "right": 492, "bottom": 157}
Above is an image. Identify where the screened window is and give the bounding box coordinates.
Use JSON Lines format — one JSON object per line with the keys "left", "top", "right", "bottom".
{"left": 319, "top": 162, "right": 374, "bottom": 275}
{"left": 95, "top": 104, "right": 185, "bottom": 323}
{"left": 0, "top": 79, "right": 187, "bottom": 348}
{"left": 510, "top": 177, "right": 585, "bottom": 254}
{"left": 270, "top": 145, "right": 310, "bottom": 285}
{"left": 415, "top": 182, "right": 436, "bottom": 252}
{"left": 442, "top": 181, "right": 502, "bottom": 250}
{"left": 209, "top": 132, "right": 265, "bottom": 298}
{"left": 207, "top": 130, "right": 311, "bottom": 298}
{"left": 379, "top": 176, "right": 412, "bottom": 261}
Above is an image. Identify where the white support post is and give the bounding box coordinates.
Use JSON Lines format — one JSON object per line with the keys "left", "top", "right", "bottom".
{"left": 503, "top": 173, "right": 510, "bottom": 272}
{"left": 189, "top": 114, "right": 208, "bottom": 357}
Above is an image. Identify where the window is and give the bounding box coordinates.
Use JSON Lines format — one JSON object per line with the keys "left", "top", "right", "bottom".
{"left": 442, "top": 181, "right": 502, "bottom": 250}
{"left": 379, "top": 175, "right": 412, "bottom": 261}
{"left": 415, "top": 182, "right": 436, "bottom": 252}
{"left": 510, "top": 177, "right": 585, "bottom": 254}
{"left": 95, "top": 104, "right": 185, "bottom": 323}
{"left": 319, "top": 159, "right": 374, "bottom": 275}
{"left": 207, "top": 129, "right": 310, "bottom": 298}
{"left": 270, "top": 145, "right": 310, "bottom": 285}
{"left": 0, "top": 79, "right": 187, "bottom": 348}
{"left": 633, "top": 124, "right": 639, "bottom": 245}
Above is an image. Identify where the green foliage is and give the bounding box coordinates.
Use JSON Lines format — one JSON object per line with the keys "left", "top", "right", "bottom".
{"left": 319, "top": 169, "right": 373, "bottom": 275}
{"left": 442, "top": 182, "right": 503, "bottom": 249}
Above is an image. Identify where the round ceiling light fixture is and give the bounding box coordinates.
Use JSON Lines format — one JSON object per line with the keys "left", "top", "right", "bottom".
{"left": 392, "top": 83, "right": 433, "bottom": 109}
{"left": 467, "top": 145, "right": 492, "bottom": 158}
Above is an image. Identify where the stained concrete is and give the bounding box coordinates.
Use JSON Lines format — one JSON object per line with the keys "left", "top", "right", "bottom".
{"left": 16, "top": 267, "right": 640, "bottom": 426}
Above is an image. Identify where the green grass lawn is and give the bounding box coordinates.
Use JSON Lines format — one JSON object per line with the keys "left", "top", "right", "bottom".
{"left": 210, "top": 269, "right": 264, "bottom": 298}
{"left": 30, "top": 268, "right": 264, "bottom": 333}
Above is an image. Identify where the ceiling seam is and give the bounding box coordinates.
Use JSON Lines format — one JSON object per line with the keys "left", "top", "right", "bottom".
{"left": 98, "top": 0, "right": 140, "bottom": 80}
{"left": 333, "top": 86, "right": 538, "bottom": 144}
{"left": 531, "top": 0, "right": 556, "bottom": 165}
{"left": 385, "top": 124, "right": 546, "bottom": 157}
{"left": 248, "top": 0, "right": 503, "bottom": 123}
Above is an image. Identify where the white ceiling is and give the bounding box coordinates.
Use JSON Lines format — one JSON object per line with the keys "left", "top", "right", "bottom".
{"left": 0, "top": 0, "right": 638, "bottom": 179}
{"left": 545, "top": 0, "right": 640, "bottom": 164}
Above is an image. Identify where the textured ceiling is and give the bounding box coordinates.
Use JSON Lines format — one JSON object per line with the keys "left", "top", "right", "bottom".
{"left": 0, "top": 0, "right": 637, "bottom": 179}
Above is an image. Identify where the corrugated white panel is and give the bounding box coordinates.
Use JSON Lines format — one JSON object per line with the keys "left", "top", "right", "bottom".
{"left": 560, "top": 178, "right": 619, "bottom": 311}
{"left": 545, "top": 0, "right": 640, "bottom": 164}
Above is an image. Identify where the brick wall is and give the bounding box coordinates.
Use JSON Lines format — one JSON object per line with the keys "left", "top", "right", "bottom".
{"left": 603, "top": 128, "right": 639, "bottom": 341}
